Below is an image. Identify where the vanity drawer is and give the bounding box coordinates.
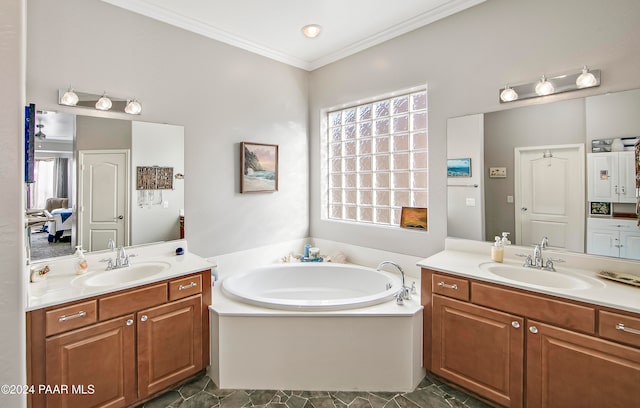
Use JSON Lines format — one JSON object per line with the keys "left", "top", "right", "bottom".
{"left": 169, "top": 274, "right": 203, "bottom": 301}
{"left": 472, "top": 282, "right": 596, "bottom": 334}
{"left": 599, "top": 310, "right": 640, "bottom": 348}
{"left": 99, "top": 283, "right": 167, "bottom": 321}
{"left": 46, "top": 300, "right": 97, "bottom": 336}
{"left": 432, "top": 273, "right": 470, "bottom": 301}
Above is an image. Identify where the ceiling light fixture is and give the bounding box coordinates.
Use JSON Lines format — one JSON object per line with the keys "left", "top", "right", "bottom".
{"left": 60, "top": 87, "right": 79, "bottom": 106}
{"left": 576, "top": 65, "right": 597, "bottom": 88}
{"left": 499, "top": 85, "right": 518, "bottom": 102}
{"left": 301, "top": 24, "right": 322, "bottom": 39}
{"left": 499, "top": 66, "right": 600, "bottom": 103}
{"left": 95, "top": 93, "right": 113, "bottom": 111}
{"left": 125, "top": 99, "right": 142, "bottom": 115}
{"left": 535, "top": 75, "right": 555, "bottom": 96}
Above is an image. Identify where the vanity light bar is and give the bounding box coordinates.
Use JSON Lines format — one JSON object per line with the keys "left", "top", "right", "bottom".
{"left": 58, "top": 88, "right": 142, "bottom": 115}
{"left": 499, "top": 67, "right": 601, "bottom": 103}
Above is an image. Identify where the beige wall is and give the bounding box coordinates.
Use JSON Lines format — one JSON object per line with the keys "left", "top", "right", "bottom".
{"left": 309, "top": 0, "right": 640, "bottom": 257}
{"left": 26, "top": 0, "right": 310, "bottom": 258}
{"left": 0, "top": 1, "right": 26, "bottom": 406}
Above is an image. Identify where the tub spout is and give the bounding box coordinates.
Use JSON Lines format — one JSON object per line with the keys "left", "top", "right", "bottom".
{"left": 377, "top": 261, "right": 410, "bottom": 301}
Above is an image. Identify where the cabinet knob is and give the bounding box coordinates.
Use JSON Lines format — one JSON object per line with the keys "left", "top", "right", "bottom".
{"left": 140, "top": 315, "right": 148, "bottom": 322}
{"left": 512, "top": 321, "right": 520, "bottom": 329}
{"left": 529, "top": 326, "right": 539, "bottom": 334}
{"left": 126, "top": 319, "right": 134, "bottom": 326}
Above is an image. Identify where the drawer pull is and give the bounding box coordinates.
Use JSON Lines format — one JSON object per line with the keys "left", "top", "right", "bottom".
{"left": 126, "top": 319, "right": 134, "bottom": 326}
{"left": 512, "top": 321, "right": 520, "bottom": 329}
{"left": 140, "top": 315, "right": 148, "bottom": 322}
{"left": 437, "top": 281, "right": 458, "bottom": 290}
{"left": 616, "top": 323, "right": 640, "bottom": 335}
{"left": 179, "top": 282, "right": 197, "bottom": 291}
{"left": 529, "top": 326, "right": 539, "bottom": 334}
{"left": 58, "top": 311, "right": 87, "bottom": 322}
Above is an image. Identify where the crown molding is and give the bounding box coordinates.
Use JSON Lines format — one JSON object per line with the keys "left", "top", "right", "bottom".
{"left": 102, "top": 0, "right": 485, "bottom": 72}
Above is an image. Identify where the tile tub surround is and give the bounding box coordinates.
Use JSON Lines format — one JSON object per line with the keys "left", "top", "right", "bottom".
{"left": 418, "top": 238, "right": 640, "bottom": 314}
{"left": 210, "top": 266, "right": 424, "bottom": 392}
{"left": 140, "top": 372, "right": 492, "bottom": 408}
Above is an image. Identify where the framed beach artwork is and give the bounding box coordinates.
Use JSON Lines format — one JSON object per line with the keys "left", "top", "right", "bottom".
{"left": 240, "top": 142, "right": 279, "bottom": 193}
{"left": 447, "top": 158, "right": 472, "bottom": 177}
{"left": 400, "top": 207, "right": 428, "bottom": 230}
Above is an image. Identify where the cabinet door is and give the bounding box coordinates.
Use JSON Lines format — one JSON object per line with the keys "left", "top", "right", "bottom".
{"left": 618, "top": 151, "right": 636, "bottom": 203}
{"left": 619, "top": 231, "right": 640, "bottom": 260}
{"left": 432, "top": 295, "right": 524, "bottom": 408}
{"left": 527, "top": 320, "right": 640, "bottom": 408}
{"left": 137, "top": 294, "right": 202, "bottom": 399}
{"left": 586, "top": 228, "right": 620, "bottom": 257}
{"left": 45, "top": 315, "right": 136, "bottom": 408}
{"left": 587, "top": 152, "right": 617, "bottom": 202}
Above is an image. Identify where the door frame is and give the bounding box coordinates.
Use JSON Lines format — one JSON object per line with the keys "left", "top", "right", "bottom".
{"left": 514, "top": 143, "right": 585, "bottom": 250}
{"left": 77, "top": 149, "right": 130, "bottom": 250}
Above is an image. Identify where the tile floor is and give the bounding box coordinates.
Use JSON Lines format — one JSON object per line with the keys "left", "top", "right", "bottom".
{"left": 138, "top": 372, "right": 493, "bottom": 408}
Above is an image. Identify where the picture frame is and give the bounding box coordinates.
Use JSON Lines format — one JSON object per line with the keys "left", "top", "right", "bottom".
{"left": 240, "top": 142, "right": 279, "bottom": 193}
{"left": 447, "top": 158, "right": 471, "bottom": 177}
{"left": 400, "top": 207, "right": 428, "bottom": 230}
{"left": 590, "top": 201, "right": 611, "bottom": 216}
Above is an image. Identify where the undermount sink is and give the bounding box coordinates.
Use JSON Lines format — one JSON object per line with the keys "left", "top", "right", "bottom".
{"left": 73, "top": 261, "right": 171, "bottom": 287}
{"left": 479, "top": 262, "right": 603, "bottom": 290}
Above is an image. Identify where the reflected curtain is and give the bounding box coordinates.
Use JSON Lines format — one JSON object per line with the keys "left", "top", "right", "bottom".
{"left": 54, "top": 158, "right": 69, "bottom": 200}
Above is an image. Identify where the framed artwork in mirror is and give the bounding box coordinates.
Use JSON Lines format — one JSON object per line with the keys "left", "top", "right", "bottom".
{"left": 240, "top": 142, "right": 279, "bottom": 193}
{"left": 447, "top": 158, "right": 471, "bottom": 177}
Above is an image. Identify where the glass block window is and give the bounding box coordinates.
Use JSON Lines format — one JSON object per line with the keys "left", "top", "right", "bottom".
{"left": 326, "top": 90, "right": 428, "bottom": 227}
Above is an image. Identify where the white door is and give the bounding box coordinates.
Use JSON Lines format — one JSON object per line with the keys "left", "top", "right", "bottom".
{"left": 620, "top": 231, "right": 640, "bottom": 260}
{"left": 78, "top": 150, "right": 129, "bottom": 251}
{"left": 515, "top": 144, "right": 585, "bottom": 252}
{"left": 587, "top": 152, "right": 617, "bottom": 202}
{"left": 618, "top": 151, "right": 637, "bottom": 203}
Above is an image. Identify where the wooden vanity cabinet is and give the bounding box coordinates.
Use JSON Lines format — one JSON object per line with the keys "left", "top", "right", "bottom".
{"left": 423, "top": 268, "right": 640, "bottom": 408}
{"left": 432, "top": 295, "right": 523, "bottom": 408}
{"left": 27, "top": 270, "right": 211, "bottom": 408}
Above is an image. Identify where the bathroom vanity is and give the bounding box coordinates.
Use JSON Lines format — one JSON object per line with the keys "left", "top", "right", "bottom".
{"left": 25, "top": 241, "right": 212, "bottom": 408}
{"left": 419, "top": 239, "right": 640, "bottom": 408}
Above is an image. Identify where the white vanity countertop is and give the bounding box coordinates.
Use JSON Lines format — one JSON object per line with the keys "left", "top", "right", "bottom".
{"left": 27, "top": 240, "right": 214, "bottom": 311}
{"left": 417, "top": 238, "right": 640, "bottom": 314}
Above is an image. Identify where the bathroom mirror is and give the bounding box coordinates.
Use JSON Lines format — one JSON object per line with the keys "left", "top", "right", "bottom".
{"left": 447, "top": 87, "right": 640, "bottom": 256}
{"left": 27, "top": 110, "right": 184, "bottom": 261}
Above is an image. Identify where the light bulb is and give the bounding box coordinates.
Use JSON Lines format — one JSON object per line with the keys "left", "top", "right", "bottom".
{"left": 95, "top": 94, "right": 112, "bottom": 111}
{"left": 60, "top": 88, "right": 79, "bottom": 106}
{"left": 500, "top": 85, "right": 518, "bottom": 102}
{"left": 125, "top": 99, "right": 142, "bottom": 115}
{"left": 576, "top": 66, "right": 597, "bottom": 88}
{"left": 535, "top": 75, "right": 555, "bottom": 96}
{"left": 301, "top": 24, "right": 322, "bottom": 38}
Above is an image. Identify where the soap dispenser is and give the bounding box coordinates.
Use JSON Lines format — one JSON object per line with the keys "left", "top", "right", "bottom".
{"left": 74, "top": 246, "right": 89, "bottom": 275}
{"left": 491, "top": 236, "right": 504, "bottom": 263}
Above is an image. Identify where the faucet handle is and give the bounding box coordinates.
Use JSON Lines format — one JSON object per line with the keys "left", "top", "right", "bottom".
{"left": 108, "top": 239, "right": 115, "bottom": 251}
{"left": 410, "top": 281, "right": 417, "bottom": 294}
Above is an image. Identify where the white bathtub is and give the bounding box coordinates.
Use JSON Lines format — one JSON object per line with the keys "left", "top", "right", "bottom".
{"left": 210, "top": 262, "right": 425, "bottom": 392}
{"left": 222, "top": 263, "right": 402, "bottom": 310}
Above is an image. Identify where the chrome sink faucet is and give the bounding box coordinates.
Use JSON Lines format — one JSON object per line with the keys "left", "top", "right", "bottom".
{"left": 101, "top": 239, "right": 130, "bottom": 270}
{"left": 377, "top": 261, "right": 414, "bottom": 304}
{"left": 522, "top": 236, "right": 562, "bottom": 271}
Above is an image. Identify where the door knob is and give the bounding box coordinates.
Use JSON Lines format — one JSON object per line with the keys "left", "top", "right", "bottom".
{"left": 521, "top": 207, "right": 528, "bottom": 212}
{"left": 512, "top": 321, "right": 521, "bottom": 329}
{"left": 116, "top": 215, "right": 124, "bottom": 220}
{"left": 529, "top": 326, "right": 538, "bottom": 334}
{"left": 126, "top": 319, "right": 134, "bottom": 326}
{"left": 140, "top": 315, "right": 148, "bottom": 322}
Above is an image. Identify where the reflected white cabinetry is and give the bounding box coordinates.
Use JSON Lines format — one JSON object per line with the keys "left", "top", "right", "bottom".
{"left": 587, "top": 218, "right": 640, "bottom": 260}
{"left": 587, "top": 151, "right": 636, "bottom": 203}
